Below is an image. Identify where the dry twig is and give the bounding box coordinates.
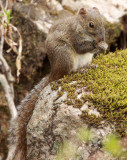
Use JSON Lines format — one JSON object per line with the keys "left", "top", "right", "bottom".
{"left": 0, "top": 0, "right": 22, "bottom": 119}
{"left": 0, "top": 24, "right": 17, "bottom": 119}
{"left": 1, "top": 0, "right": 23, "bottom": 78}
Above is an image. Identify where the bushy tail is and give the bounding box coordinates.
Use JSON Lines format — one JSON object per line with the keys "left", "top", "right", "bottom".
{"left": 6, "top": 76, "right": 49, "bottom": 160}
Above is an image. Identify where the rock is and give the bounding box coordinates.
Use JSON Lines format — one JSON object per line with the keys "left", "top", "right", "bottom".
{"left": 11, "top": 0, "right": 63, "bottom": 81}
{"left": 62, "top": 0, "right": 127, "bottom": 23}
{"left": 27, "top": 85, "right": 113, "bottom": 160}
{"left": 27, "top": 49, "right": 127, "bottom": 159}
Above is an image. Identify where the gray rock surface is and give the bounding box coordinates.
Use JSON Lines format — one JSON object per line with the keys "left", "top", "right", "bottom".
{"left": 27, "top": 84, "right": 115, "bottom": 160}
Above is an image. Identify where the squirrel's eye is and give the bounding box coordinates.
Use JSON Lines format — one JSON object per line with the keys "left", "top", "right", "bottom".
{"left": 89, "top": 22, "right": 94, "bottom": 28}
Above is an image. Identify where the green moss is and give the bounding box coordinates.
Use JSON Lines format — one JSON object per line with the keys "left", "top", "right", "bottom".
{"left": 51, "top": 49, "right": 127, "bottom": 136}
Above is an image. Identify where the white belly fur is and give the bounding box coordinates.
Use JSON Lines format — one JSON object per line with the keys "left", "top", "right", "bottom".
{"left": 72, "top": 52, "right": 94, "bottom": 72}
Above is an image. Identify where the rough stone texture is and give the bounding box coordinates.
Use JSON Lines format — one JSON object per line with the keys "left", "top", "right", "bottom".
{"left": 62, "top": 0, "right": 127, "bottom": 23}
{"left": 11, "top": 2, "right": 49, "bottom": 78}
{"left": 27, "top": 85, "right": 116, "bottom": 160}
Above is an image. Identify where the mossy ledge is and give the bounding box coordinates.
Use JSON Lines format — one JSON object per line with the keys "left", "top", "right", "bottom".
{"left": 51, "top": 50, "right": 127, "bottom": 136}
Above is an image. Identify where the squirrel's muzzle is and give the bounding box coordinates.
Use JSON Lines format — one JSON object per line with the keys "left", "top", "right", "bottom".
{"left": 97, "top": 34, "right": 105, "bottom": 42}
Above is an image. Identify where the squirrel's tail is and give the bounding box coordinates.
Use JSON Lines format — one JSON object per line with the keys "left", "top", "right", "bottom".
{"left": 6, "top": 76, "right": 50, "bottom": 160}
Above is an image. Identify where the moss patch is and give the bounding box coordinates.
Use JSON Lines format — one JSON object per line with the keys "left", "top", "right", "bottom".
{"left": 51, "top": 49, "right": 127, "bottom": 136}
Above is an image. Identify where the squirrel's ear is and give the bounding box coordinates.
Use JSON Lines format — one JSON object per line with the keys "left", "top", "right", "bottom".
{"left": 79, "top": 8, "right": 87, "bottom": 17}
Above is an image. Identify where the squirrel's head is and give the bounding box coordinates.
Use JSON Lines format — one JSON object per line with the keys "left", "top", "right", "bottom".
{"left": 78, "top": 7, "right": 105, "bottom": 43}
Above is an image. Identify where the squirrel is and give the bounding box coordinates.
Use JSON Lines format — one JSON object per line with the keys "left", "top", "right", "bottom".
{"left": 7, "top": 7, "right": 108, "bottom": 160}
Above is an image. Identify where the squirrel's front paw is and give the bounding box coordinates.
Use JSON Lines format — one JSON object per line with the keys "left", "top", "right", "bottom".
{"left": 97, "top": 41, "right": 108, "bottom": 51}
